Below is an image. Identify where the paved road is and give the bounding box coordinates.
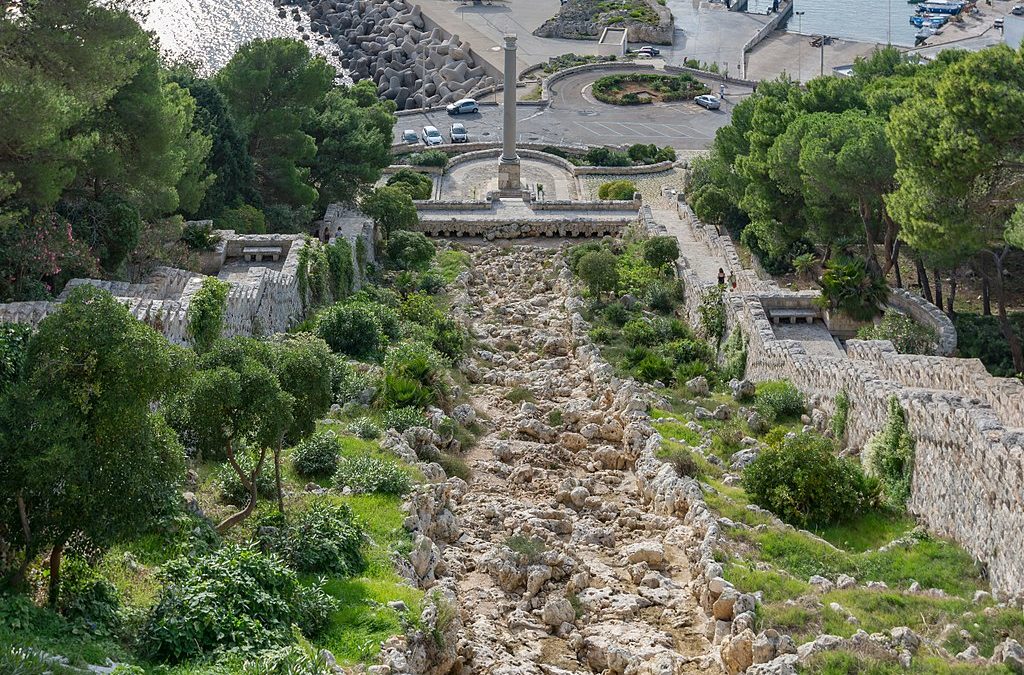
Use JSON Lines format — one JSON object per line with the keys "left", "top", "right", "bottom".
{"left": 394, "top": 66, "right": 748, "bottom": 151}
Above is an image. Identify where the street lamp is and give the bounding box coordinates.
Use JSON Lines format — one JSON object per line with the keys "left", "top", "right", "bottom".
{"left": 820, "top": 35, "right": 826, "bottom": 77}
{"left": 795, "top": 10, "right": 805, "bottom": 82}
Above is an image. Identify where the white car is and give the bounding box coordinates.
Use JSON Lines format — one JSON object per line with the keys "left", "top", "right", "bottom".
{"left": 446, "top": 98, "right": 479, "bottom": 115}
{"left": 401, "top": 129, "right": 419, "bottom": 144}
{"left": 694, "top": 94, "right": 721, "bottom": 110}
{"left": 450, "top": 122, "right": 469, "bottom": 143}
{"left": 422, "top": 126, "right": 444, "bottom": 146}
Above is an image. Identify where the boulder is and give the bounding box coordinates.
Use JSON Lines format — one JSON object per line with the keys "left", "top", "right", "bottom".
{"left": 541, "top": 595, "right": 576, "bottom": 627}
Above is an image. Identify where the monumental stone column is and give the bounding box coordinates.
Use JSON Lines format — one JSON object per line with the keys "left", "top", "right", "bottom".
{"left": 497, "top": 34, "right": 521, "bottom": 193}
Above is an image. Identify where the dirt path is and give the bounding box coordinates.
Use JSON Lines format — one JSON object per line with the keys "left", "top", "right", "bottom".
{"left": 443, "top": 244, "right": 718, "bottom": 674}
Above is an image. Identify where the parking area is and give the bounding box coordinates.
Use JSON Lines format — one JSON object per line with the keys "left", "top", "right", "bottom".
{"left": 393, "top": 67, "right": 749, "bottom": 151}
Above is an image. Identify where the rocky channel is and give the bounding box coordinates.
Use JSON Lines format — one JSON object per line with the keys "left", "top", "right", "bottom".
{"left": 279, "top": 0, "right": 496, "bottom": 109}
{"left": 407, "top": 244, "right": 720, "bottom": 674}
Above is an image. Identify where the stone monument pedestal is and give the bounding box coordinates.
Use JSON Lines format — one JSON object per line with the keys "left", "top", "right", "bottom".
{"left": 497, "top": 158, "right": 521, "bottom": 193}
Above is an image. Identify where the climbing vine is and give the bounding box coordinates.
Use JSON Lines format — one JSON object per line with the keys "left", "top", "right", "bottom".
{"left": 186, "top": 277, "right": 229, "bottom": 353}
{"left": 355, "top": 235, "right": 367, "bottom": 278}
{"left": 698, "top": 285, "right": 726, "bottom": 343}
{"left": 831, "top": 390, "right": 851, "bottom": 442}
{"left": 297, "top": 237, "right": 331, "bottom": 313}
{"left": 326, "top": 237, "right": 354, "bottom": 301}
{"left": 721, "top": 327, "right": 747, "bottom": 381}
{"left": 864, "top": 396, "right": 916, "bottom": 509}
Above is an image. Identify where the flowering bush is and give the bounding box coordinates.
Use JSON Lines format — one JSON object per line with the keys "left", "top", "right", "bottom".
{"left": 0, "top": 211, "right": 98, "bottom": 301}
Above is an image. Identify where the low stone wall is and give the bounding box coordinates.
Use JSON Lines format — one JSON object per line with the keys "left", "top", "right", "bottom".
{"left": 532, "top": 198, "right": 641, "bottom": 211}
{"left": 575, "top": 160, "right": 675, "bottom": 175}
{"left": 888, "top": 287, "right": 957, "bottom": 355}
{"left": 413, "top": 200, "right": 494, "bottom": 211}
{"left": 541, "top": 61, "right": 658, "bottom": 100}
{"left": 662, "top": 65, "right": 758, "bottom": 88}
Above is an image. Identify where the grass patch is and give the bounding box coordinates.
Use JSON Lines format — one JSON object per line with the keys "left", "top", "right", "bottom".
{"left": 650, "top": 409, "right": 702, "bottom": 445}
{"left": 945, "top": 605, "right": 1024, "bottom": 658}
{"left": 316, "top": 575, "right": 423, "bottom": 666}
{"left": 504, "top": 386, "right": 535, "bottom": 404}
{"left": 799, "top": 651, "right": 1012, "bottom": 674}
{"left": 724, "top": 563, "right": 811, "bottom": 602}
{"left": 434, "top": 249, "right": 471, "bottom": 284}
{"left": 812, "top": 509, "right": 915, "bottom": 552}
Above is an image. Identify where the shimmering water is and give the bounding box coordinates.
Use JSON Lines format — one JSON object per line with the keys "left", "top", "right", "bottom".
{"left": 127, "top": 0, "right": 345, "bottom": 75}
{"left": 745, "top": 0, "right": 920, "bottom": 46}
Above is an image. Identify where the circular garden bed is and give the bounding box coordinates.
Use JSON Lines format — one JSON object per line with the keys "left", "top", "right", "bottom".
{"left": 591, "top": 72, "right": 709, "bottom": 105}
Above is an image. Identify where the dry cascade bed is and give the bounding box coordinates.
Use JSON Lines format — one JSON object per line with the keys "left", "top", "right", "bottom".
{"left": 441, "top": 244, "right": 718, "bottom": 674}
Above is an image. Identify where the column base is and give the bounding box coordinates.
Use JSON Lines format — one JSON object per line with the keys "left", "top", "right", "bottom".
{"left": 498, "top": 157, "right": 521, "bottom": 193}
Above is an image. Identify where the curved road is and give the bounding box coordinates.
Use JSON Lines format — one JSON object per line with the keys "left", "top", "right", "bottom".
{"left": 392, "top": 65, "right": 750, "bottom": 152}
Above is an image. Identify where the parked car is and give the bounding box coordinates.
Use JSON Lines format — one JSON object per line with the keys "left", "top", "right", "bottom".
{"left": 635, "top": 45, "right": 661, "bottom": 56}
{"left": 401, "top": 129, "right": 419, "bottom": 144}
{"left": 1012, "top": 5, "right": 1024, "bottom": 15}
{"left": 995, "top": 17, "right": 1005, "bottom": 28}
{"left": 446, "top": 98, "right": 479, "bottom": 115}
{"left": 422, "top": 126, "right": 444, "bottom": 146}
{"left": 450, "top": 122, "right": 469, "bottom": 143}
{"left": 694, "top": 94, "right": 721, "bottom": 110}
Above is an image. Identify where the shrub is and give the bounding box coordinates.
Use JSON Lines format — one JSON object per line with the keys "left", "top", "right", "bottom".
{"left": 754, "top": 380, "right": 805, "bottom": 424}
{"left": 721, "top": 328, "right": 748, "bottom": 381}
{"left": 619, "top": 318, "right": 655, "bottom": 347}
{"left": 642, "top": 236, "right": 680, "bottom": 268}
{"left": 408, "top": 150, "right": 449, "bottom": 169}
{"left": 857, "top": 311, "right": 938, "bottom": 355}
{"left": 334, "top": 455, "right": 412, "bottom": 495}
{"left": 662, "top": 447, "right": 702, "bottom": 478}
{"left": 437, "top": 453, "right": 471, "bottom": 481}
{"left": 181, "top": 219, "right": 223, "bottom": 250}
{"left": 647, "top": 278, "right": 683, "bottom": 314}
{"left": 259, "top": 499, "right": 364, "bottom": 575}
{"left": 584, "top": 146, "right": 631, "bottom": 167}
{"left": 214, "top": 204, "right": 267, "bottom": 234}
{"left": 568, "top": 241, "right": 605, "bottom": 273}
{"left": 58, "top": 556, "right": 121, "bottom": 632}
{"left": 954, "top": 312, "right": 1024, "bottom": 378}
{"left": 381, "top": 373, "right": 434, "bottom": 408}
{"left": 382, "top": 406, "right": 428, "bottom": 432}
{"left": 792, "top": 252, "right": 817, "bottom": 280}
{"left": 602, "top": 302, "right": 633, "bottom": 326}
{"left": 505, "top": 386, "right": 535, "bottom": 403}
{"left": 325, "top": 238, "right": 354, "bottom": 301}
{"left": 698, "top": 285, "right": 726, "bottom": 342}
{"left": 664, "top": 338, "right": 714, "bottom": 366}
{"left": 0, "top": 322, "right": 32, "bottom": 391}
{"left": 674, "top": 360, "right": 711, "bottom": 384}
{"left": 653, "top": 317, "right": 690, "bottom": 341}
{"left": 216, "top": 452, "right": 278, "bottom": 505}
{"left": 348, "top": 417, "right": 381, "bottom": 440}
{"left": 742, "top": 432, "right": 879, "bottom": 527}
{"left": 430, "top": 316, "right": 467, "bottom": 360}
{"left": 597, "top": 179, "right": 638, "bottom": 200}
{"left": 634, "top": 353, "right": 673, "bottom": 383}
{"left": 818, "top": 258, "right": 889, "bottom": 322}
{"left": 577, "top": 250, "right": 620, "bottom": 298}
{"left": 505, "top": 535, "right": 547, "bottom": 564}
{"left": 186, "top": 277, "right": 229, "bottom": 353}
{"left": 315, "top": 302, "right": 386, "bottom": 359}
{"left": 386, "top": 230, "right": 436, "bottom": 271}
{"left": 831, "top": 390, "right": 850, "bottom": 441}
{"left": 292, "top": 582, "right": 337, "bottom": 639}
{"left": 589, "top": 326, "right": 613, "bottom": 343}
{"left": 863, "top": 396, "right": 915, "bottom": 509}
{"left": 292, "top": 430, "right": 341, "bottom": 478}
{"left": 386, "top": 169, "right": 433, "bottom": 200}
{"left": 142, "top": 545, "right": 337, "bottom": 661}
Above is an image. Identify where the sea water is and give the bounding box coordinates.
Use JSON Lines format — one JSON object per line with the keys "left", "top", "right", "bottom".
{"left": 125, "top": 0, "right": 345, "bottom": 75}
{"left": 745, "top": 0, "right": 921, "bottom": 46}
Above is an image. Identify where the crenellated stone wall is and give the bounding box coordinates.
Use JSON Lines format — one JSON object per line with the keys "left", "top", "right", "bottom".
{"left": 0, "top": 231, "right": 308, "bottom": 346}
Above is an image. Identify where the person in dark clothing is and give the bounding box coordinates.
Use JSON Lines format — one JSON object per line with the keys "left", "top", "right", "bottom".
{"left": 718, "top": 268, "right": 726, "bottom": 287}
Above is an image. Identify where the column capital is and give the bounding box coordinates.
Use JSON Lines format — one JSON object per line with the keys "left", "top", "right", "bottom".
{"left": 503, "top": 34, "right": 518, "bottom": 50}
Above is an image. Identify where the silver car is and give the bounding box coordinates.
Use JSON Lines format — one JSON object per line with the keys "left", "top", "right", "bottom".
{"left": 450, "top": 122, "right": 469, "bottom": 143}
{"left": 695, "top": 94, "right": 721, "bottom": 110}
{"left": 401, "top": 129, "right": 419, "bottom": 144}
{"left": 422, "top": 125, "right": 444, "bottom": 146}
{"left": 446, "top": 98, "right": 479, "bottom": 115}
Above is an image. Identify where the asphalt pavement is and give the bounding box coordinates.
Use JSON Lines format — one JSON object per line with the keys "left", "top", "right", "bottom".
{"left": 394, "top": 67, "right": 748, "bottom": 151}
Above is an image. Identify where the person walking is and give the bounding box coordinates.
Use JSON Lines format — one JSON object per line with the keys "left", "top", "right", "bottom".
{"left": 719, "top": 83, "right": 726, "bottom": 98}
{"left": 729, "top": 271, "right": 737, "bottom": 290}
{"left": 718, "top": 268, "right": 726, "bottom": 287}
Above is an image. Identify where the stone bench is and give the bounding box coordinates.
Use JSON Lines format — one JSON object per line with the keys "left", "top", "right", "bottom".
{"left": 242, "top": 246, "right": 283, "bottom": 263}
{"left": 768, "top": 308, "right": 818, "bottom": 325}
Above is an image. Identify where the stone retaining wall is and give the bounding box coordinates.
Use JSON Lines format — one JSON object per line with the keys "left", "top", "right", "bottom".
{"left": 413, "top": 215, "right": 633, "bottom": 240}
{"left": 541, "top": 61, "right": 658, "bottom": 100}
{"left": 888, "top": 286, "right": 957, "bottom": 355}
{"left": 531, "top": 198, "right": 641, "bottom": 211}
{"left": 0, "top": 231, "right": 308, "bottom": 346}
{"left": 667, "top": 205, "right": 1024, "bottom": 597}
